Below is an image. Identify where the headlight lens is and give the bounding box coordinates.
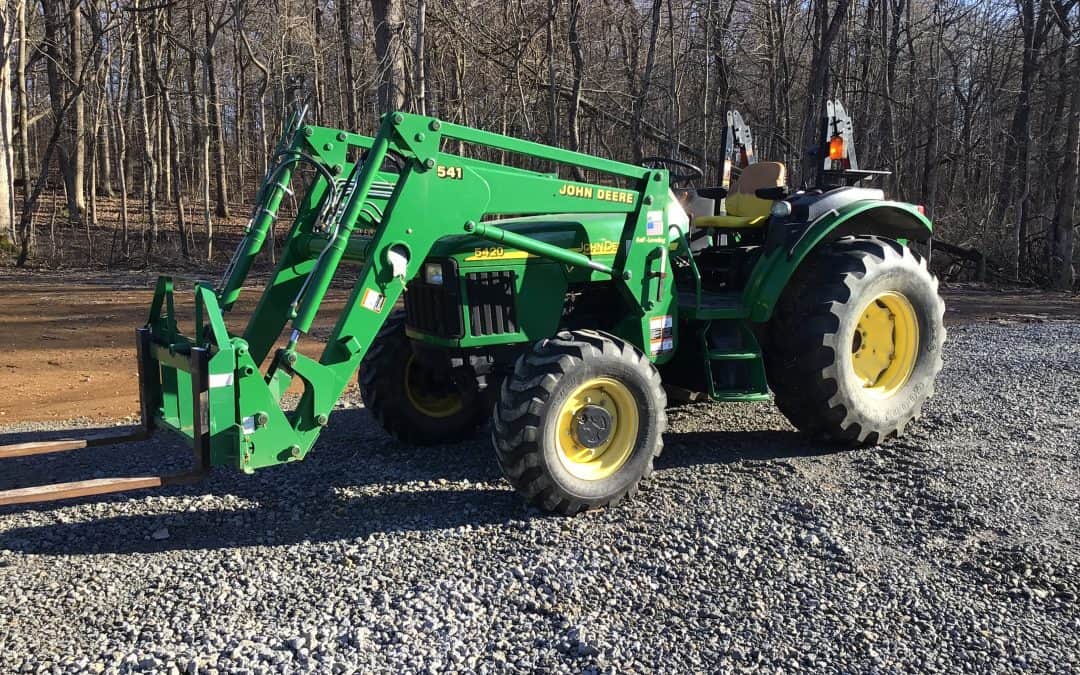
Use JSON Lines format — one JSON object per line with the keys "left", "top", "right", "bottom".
{"left": 770, "top": 201, "right": 792, "bottom": 218}
{"left": 423, "top": 262, "right": 444, "bottom": 285}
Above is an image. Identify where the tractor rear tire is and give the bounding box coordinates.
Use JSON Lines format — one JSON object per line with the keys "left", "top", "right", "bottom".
{"left": 492, "top": 330, "right": 666, "bottom": 515}
{"left": 359, "top": 311, "right": 488, "bottom": 445}
{"left": 765, "top": 236, "right": 945, "bottom": 445}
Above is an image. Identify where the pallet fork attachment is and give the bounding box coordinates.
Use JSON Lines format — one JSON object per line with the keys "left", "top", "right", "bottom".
{"left": 0, "top": 327, "right": 212, "bottom": 506}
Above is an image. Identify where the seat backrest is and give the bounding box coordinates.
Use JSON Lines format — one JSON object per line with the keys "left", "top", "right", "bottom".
{"left": 726, "top": 162, "right": 786, "bottom": 218}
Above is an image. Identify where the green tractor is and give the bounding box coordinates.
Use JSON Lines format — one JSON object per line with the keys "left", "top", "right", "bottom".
{"left": 0, "top": 102, "right": 944, "bottom": 515}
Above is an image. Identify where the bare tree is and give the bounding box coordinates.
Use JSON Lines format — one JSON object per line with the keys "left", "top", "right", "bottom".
{"left": 0, "top": 0, "right": 1075, "bottom": 285}
{"left": 799, "top": 0, "right": 852, "bottom": 183}
{"left": 131, "top": 0, "right": 158, "bottom": 261}
{"left": 414, "top": 0, "right": 427, "bottom": 115}
{"left": 1051, "top": 21, "right": 1079, "bottom": 289}
{"left": 372, "top": 0, "right": 406, "bottom": 113}
{"left": 203, "top": 0, "right": 234, "bottom": 218}
{"left": 0, "top": 0, "right": 13, "bottom": 245}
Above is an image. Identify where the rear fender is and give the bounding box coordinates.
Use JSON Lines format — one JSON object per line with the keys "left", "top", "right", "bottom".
{"left": 743, "top": 201, "right": 932, "bottom": 322}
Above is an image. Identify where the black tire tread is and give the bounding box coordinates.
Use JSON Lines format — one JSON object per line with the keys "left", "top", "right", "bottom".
{"left": 765, "top": 236, "right": 946, "bottom": 444}
{"left": 492, "top": 330, "right": 667, "bottom": 515}
{"left": 359, "top": 310, "right": 486, "bottom": 445}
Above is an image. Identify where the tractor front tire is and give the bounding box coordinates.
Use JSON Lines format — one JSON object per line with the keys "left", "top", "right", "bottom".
{"left": 492, "top": 330, "right": 666, "bottom": 515}
{"left": 359, "top": 311, "right": 488, "bottom": 445}
{"left": 765, "top": 236, "right": 945, "bottom": 445}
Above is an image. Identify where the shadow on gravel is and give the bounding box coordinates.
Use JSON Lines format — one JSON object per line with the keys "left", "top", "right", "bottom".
{"left": 0, "top": 486, "right": 531, "bottom": 556}
{"left": 655, "top": 430, "right": 842, "bottom": 470}
{"left": 0, "top": 412, "right": 838, "bottom": 556}
{"left": 0, "top": 409, "right": 539, "bottom": 555}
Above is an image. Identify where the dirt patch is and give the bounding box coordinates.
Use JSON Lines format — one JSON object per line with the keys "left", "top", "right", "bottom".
{"left": 0, "top": 276, "right": 1075, "bottom": 424}
{"left": 942, "top": 283, "right": 1080, "bottom": 323}
{"left": 0, "top": 275, "right": 351, "bottom": 424}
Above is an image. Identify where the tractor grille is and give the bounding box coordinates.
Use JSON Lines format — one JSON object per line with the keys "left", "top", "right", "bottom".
{"left": 404, "top": 260, "right": 464, "bottom": 338}
{"left": 466, "top": 271, "right": 518, "bottom": 336}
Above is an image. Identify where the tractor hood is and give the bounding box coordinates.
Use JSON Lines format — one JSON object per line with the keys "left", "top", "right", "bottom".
{"left": 429, "top": 213, "right": 630, "bottom": 268}
{"left": 428, "top": 197, "right": 689, "bottom": 269}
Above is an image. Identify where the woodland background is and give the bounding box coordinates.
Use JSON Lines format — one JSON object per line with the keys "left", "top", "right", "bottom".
{"left": 0, "top": 0, "right": 1076, "bottom": 288}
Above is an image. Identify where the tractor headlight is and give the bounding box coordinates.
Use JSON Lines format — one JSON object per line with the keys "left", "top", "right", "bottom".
{"left": 423, "top": 262, "right": 444, "bottom": 285}
{"left": 770, "top": 201, "right": 792, "bottom": 218}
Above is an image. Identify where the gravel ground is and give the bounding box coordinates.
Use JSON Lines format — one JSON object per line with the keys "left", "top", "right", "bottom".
{"left": 1, "top": 319, "right": 1078, "bottom": 673}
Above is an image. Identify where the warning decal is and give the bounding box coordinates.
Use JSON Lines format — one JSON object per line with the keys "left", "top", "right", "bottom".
{"left": 646, "top": 210, "right": 665, "bottom": 236}
{"left": 649, "top": 314, "right": 674, "bottom": 355}
{"left": 360, "top": 288, "right": 386, "bottom": 313}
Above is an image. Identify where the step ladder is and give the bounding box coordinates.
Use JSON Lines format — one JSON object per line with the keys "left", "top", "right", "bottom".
{"left": 699, "top": 319, "right": 771, "bottom": 402}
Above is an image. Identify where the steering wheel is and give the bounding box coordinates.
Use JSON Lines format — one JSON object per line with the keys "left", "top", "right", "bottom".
{"left": 361, "top": 148, "right": 408, "bottom": 174}
{"left": 641, "top": 156, "right": 704, "bottom": 187}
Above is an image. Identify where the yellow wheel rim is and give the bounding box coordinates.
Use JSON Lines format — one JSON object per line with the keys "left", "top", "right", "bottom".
{"left": 404, "top": 356, "right": 465, "bottom": 418}
{"left": 851, "top": 291, "right": 919, "bottom": 398}
{"left": 555, "top": 377, "right": 639, "bottom": 481}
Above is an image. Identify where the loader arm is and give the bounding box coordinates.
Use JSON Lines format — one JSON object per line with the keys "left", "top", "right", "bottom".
{"left": 228, "top": 112, "right": 674, "bottom": 471}
{"left": 1, "top": 111, "right": 683, "bottom": 504}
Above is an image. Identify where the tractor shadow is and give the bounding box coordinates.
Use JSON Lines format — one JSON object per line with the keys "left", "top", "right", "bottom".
{"left": 655, "top": 429, "right": 842, "bottom": 470}
{"left": 0, "top": 408, "right": 844, "bottom": 556}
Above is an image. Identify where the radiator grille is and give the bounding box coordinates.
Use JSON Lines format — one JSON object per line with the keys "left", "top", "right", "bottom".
{"left": 404, "top": 260, "right": 464, "bottom": 338}
{"left": 466, "top": 271, "right": 518, "bottom": 336}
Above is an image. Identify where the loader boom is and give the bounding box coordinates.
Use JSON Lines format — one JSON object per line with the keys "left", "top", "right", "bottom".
{"left": 147, "top": 111, "right": 677, "bottom": 474}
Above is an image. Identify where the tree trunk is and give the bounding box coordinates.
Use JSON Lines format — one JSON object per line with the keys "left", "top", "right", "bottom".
{"left": 40, "top": 0, "right": 83, "bottom": 236}
{"left": 338, "top": 0, "right": 357, "bottom": 129}
{"left": 1051, "top": 42, "right": 1079, "bottom": 290}
{"left": 205, "top": 54, "right": 229, "bottom": 217}
{"left": 16, "top": 0, "right": 30, "bottom": 231}
{"left": 372, "top": 0, "right": 406, "bottom": 113}
{"left": 239, "top": 25, "right": 270, "bottom": 177}
{"left": 150, "top": 8, "right": 189, "bottom": 257}
{"left": 97, "top": 123, "right": 114, "bottom": 197}
{"left": 68, "top": 0, "right": 85, "bottom": 215}
{"left": 666, "top": 0, "right": 678, "bottom": 155}
{"left": 204, "top": 5, "right": 229, "bottom": 218}
{"left": 799, "top": 0, "right": 852, "bottom": 183}
{"left": 546, "top": 0, "right": 558, "bottom": 146}
{"left": 414, "top": 0, "right": 427, "bottom": 115}
{"left": 0, "top": 0, "right": 13, "bottom": 244}
{"left": 566, "top": 0, "right": 585, "bottom": 177}
{"left": 996, "top": 0, "right": 1051, "bottom": 276}
{"left": 234, "top": 23, "right": 245, "bottom": 196}
{"left": 132, "top": 1, "right": 159, "bottom": 262}
{"left": 630, "top": 0, "right": 663, "bottom": 164}
{"left": 115, "top": 99, "right": 130, "bottom": 257}
{"left": 15, "top": 118, "right": 64, "bottom": 265}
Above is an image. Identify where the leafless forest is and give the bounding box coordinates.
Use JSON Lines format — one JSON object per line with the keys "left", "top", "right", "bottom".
{"left": 0, "top": 0, "right": 1076, "bottom": 288}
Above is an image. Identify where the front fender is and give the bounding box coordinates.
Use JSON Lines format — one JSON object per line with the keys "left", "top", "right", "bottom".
{"left": 743, "top": 201, "right": 933, "bottom": 323}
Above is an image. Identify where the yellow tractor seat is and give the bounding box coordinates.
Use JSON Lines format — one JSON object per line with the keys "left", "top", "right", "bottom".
{"left": 694, "top": 162, "right": 786, "bottom": 229}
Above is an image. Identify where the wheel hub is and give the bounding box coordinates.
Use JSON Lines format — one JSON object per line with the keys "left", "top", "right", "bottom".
{"left": 851, "top": 291, "right": 919, "bottom": 398}
{"left": 573, "top": 404, "right": 613, "bottom": 448}
{"left": 404, "top": 356, "right": 466, "bottom": 418}
{"left": 555, "top": 378, "right": 639, "bottom": 480}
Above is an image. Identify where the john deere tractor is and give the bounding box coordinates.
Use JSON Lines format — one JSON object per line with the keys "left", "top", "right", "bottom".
{"left": 0, "top": 102, "right": 944, "bottom": 516}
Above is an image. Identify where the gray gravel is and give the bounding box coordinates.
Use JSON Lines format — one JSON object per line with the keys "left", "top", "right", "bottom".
{"left": 1, "top": 319, "right": 1078, "bottom": 673}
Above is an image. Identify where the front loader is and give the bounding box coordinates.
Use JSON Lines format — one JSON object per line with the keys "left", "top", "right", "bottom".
{"left": 0, "top": 103, "right": 945, "bottom": 515}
